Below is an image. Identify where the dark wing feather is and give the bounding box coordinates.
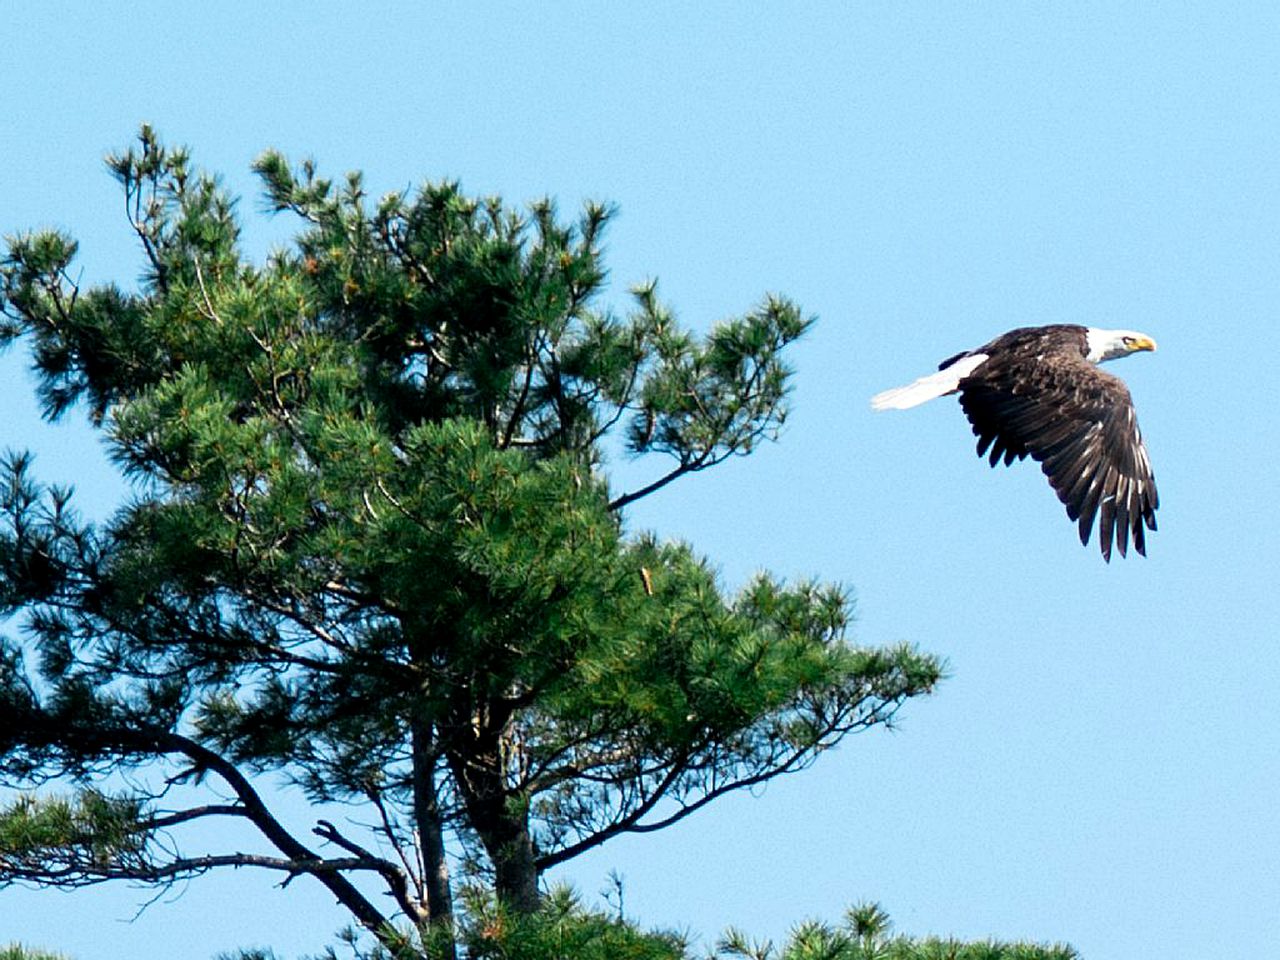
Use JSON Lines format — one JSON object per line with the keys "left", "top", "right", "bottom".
{"left": 957, "top": 350, "right": 1158, "bottom": 560}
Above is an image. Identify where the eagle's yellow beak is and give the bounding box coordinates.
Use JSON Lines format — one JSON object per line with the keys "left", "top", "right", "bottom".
{"left": 1132, "top": 336, "right": 1157, "bottom": 352}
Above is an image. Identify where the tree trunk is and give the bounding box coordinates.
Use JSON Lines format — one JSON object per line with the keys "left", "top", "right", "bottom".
{"left": 447, "top": 724, "right": 541, "bottom": 913}
{"left": 411, "top": 717, "right": 455, "bottom": 956}
{"left": 489, "top": 813, "right": 540, "bottom": 914}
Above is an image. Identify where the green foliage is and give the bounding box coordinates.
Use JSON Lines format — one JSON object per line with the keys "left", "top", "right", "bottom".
{"left": 218, "top": 889, "right": 685, "bottom": 960}
{"left": 715, "top": 904, "right": 1078, "bottom": 960}
{"left": 0, "top": 791, "right": 146, "bottom": 879}
{"left": 0, "top": 127, "right": 944, "bottom": 955}
{"left": 0, "top": 947, "right": 70, "bottom": 960}
{"left": 215, "top": 900, "right": 1075, "bottom": 960}
{"left": 450, "top": 887, "right": 686, "bottom": 960}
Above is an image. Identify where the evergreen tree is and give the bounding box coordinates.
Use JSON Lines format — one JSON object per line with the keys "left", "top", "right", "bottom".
{"left": 0, "top": 127, "right": 942, "bottom": 957}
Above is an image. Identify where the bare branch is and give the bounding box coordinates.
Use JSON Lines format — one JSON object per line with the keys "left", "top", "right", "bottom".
{"left": 143, "top": 804, "right": 247, "bottom": 830}
{"left": 314, "top": 818, "right": 422, "bottom": 923}
{"left": 103, "top": 723, "right": 396, "bottom": 938}
{"left": 608, "top": 458, "right": 703, "bottom": 512}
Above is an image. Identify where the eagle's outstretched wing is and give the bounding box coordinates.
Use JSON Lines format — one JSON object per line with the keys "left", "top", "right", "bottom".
{"left": 957, "top": 351, "right": 1158, "bottom": 560}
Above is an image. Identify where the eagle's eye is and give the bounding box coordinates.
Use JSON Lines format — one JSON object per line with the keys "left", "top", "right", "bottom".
{"left": 1121, "top": 336, "right": 1135, "bottom": 346}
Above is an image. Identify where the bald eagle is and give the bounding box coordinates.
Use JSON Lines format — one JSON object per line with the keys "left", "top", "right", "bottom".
{"left": 871, "top": 325, "right": 1158, "bottom": 561}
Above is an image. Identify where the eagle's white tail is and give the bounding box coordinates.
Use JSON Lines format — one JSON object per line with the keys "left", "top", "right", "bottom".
{"left": 870, "top": 353, "right": 988, "bottom": 410}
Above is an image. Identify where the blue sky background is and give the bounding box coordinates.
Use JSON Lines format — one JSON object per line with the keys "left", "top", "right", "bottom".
{"left": 3, "top": 4, "right": 1279, "bottom": 958}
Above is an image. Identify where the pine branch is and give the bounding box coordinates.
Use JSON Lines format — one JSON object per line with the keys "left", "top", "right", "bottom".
{"left": 313, "top": 819, "right": 423, "bottom": 923}
{"left": 12, "top": 717, "right": 400, "bottom": 939}
{"left": 608, "top": 459, "right": 702, "bottom": 511}
{"left": 142, "top": 804, "right": 247, "bottom": 830}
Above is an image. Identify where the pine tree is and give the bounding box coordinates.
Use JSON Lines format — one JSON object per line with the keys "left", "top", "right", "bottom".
{"left": 0, "top": 127, "right": 942, "bottom": 957}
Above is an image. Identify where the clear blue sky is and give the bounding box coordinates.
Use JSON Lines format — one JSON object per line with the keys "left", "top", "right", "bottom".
{"left": 3, "top": 3, "right": 1279, "bottom": 958}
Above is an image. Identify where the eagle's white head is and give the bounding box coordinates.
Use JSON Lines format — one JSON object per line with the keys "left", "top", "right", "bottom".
{"left": 1085, "top": 327, "right": 1158, "bottom": 364}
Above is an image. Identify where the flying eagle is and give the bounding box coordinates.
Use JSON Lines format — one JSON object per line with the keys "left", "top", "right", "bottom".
{"left": 871, "top": 325, "right": 1158, "bottom": 560}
